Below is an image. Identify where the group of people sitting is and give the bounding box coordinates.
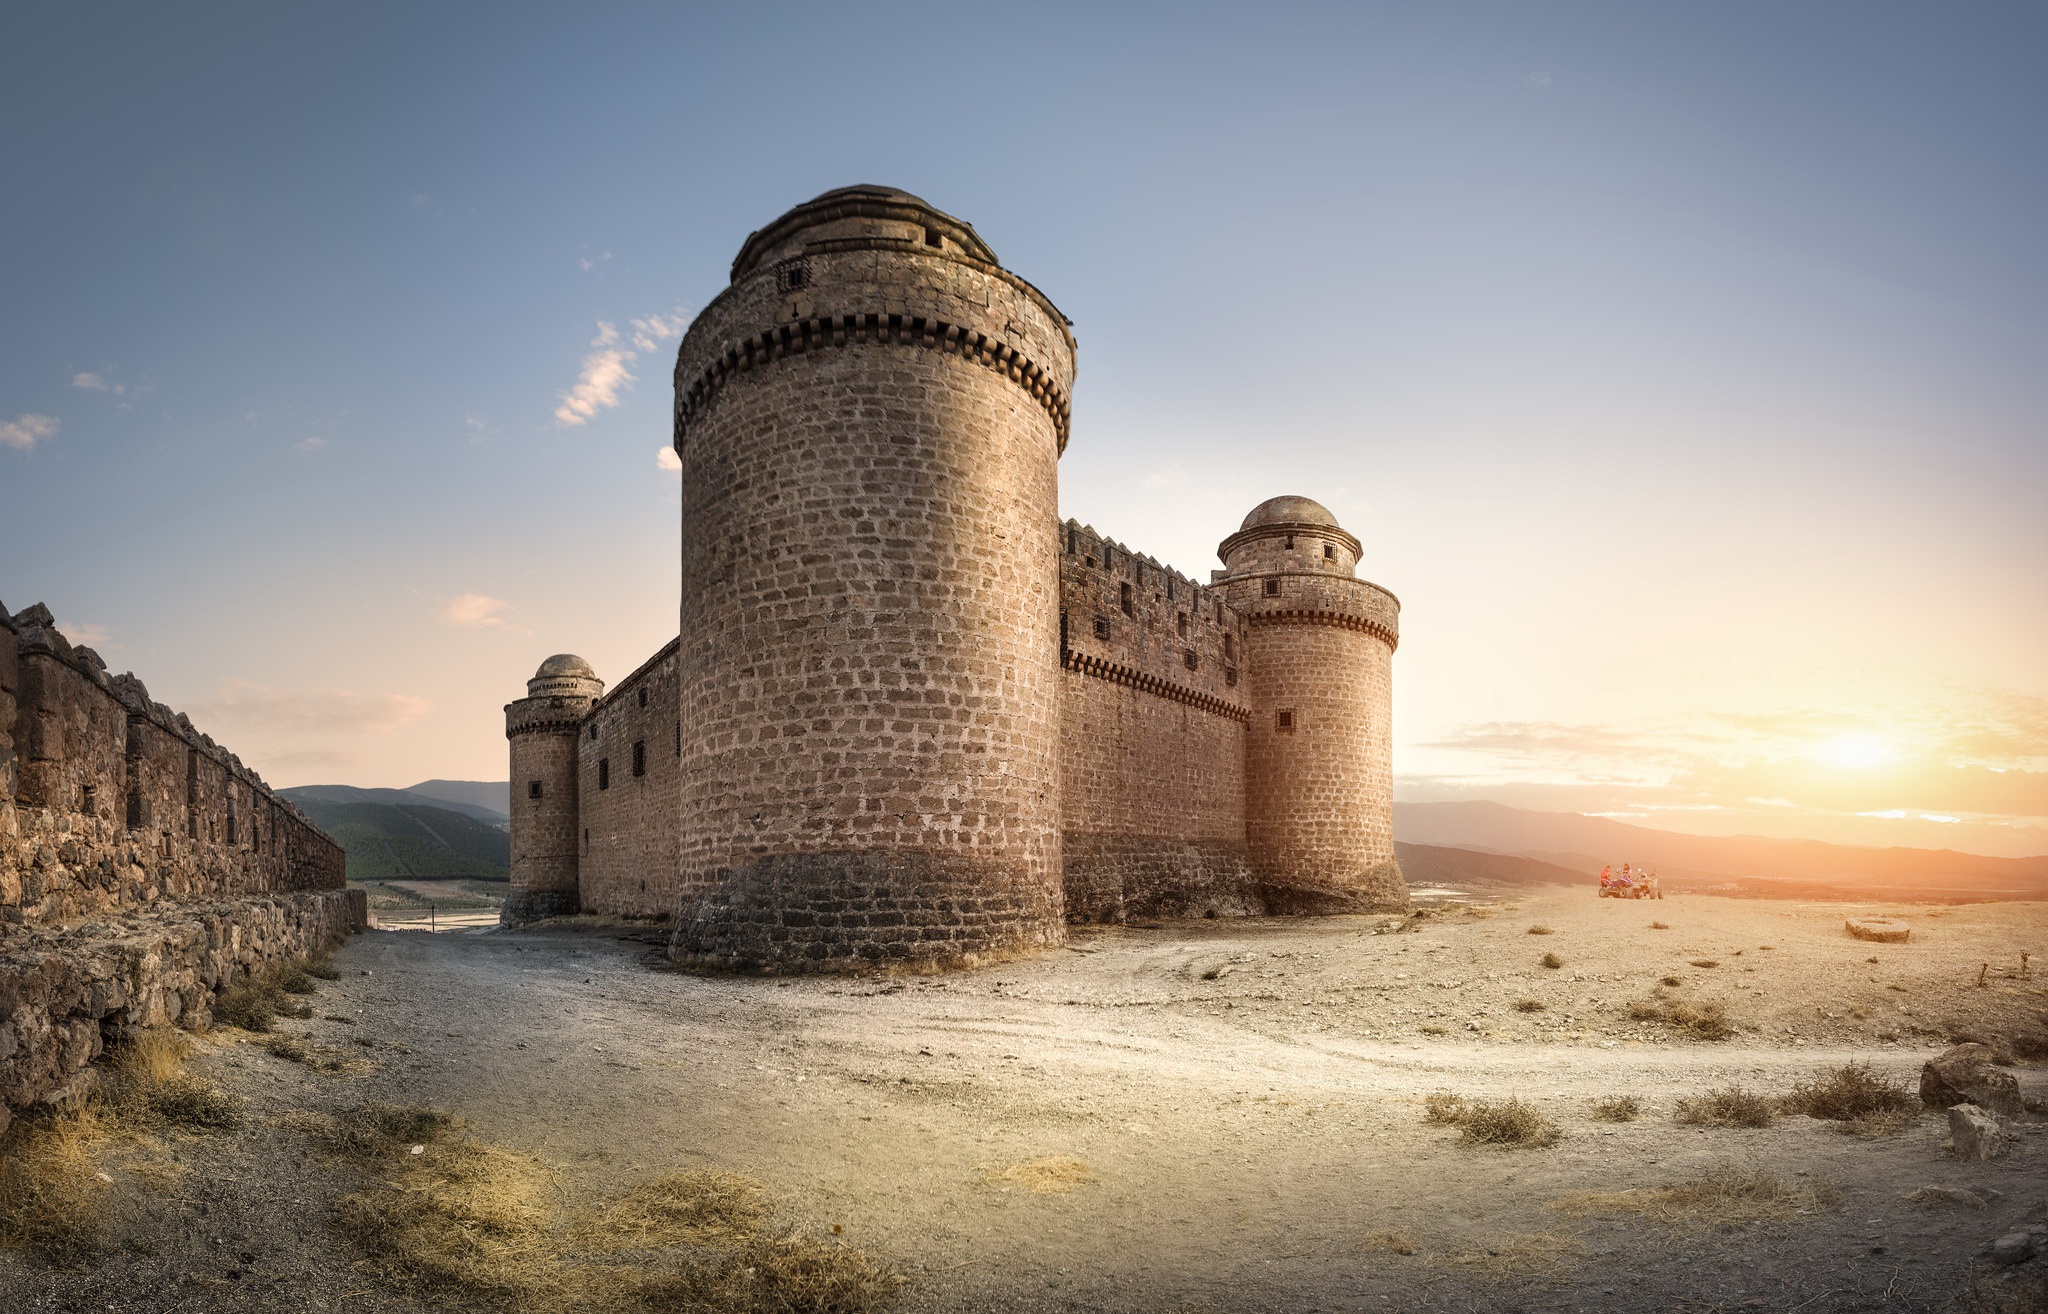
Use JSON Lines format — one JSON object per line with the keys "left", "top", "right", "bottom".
{"left": 1598, "top": 862, "right": 1661, "bottom": 899}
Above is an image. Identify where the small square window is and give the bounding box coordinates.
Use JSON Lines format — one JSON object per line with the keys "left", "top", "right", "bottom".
{"left": 1323, "top": 543, "right": 1336, "bottom": 560}
{"left": 1263, "top": 578, "right": 1281, "bottom": 597}
{"left": 529, "top": 780, "right": 544, "bottom": 799}
{"left": 1225, "top": 666, "right": 1238, "bottom": 687}
{"left": 598, "top": 759, "right": 610, "bottom": 790}
{"left": 924, "top": 227, "right": 942, "bottom": 247}
{"left": 637, "top": 688, "right": 648, "bottom": 708}
{"left": 1176, "top": 611, "right": 1188, "bottom": 637}
{"left": 1120, "top": 582, "right": 1134, "bottom": 617}
{"left": 1276, "top": 709, "right": 1296, "bottom": 732}
{"left": 1183, "top": 650, "right": 1198, "bottom": 672}
{"left": 632, "top": 740, "right": 646, "bottom": 777}
{"left": 1093, "top": 617, "right": 1111, "bottom": 641}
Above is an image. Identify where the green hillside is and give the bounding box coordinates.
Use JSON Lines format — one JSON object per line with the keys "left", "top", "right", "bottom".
{"left": 284, "top": 797, "right": 509, "bottom": 880}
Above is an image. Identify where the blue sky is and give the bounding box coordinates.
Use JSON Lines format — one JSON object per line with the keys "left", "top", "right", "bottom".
{"left": 5, "top": 3, "right": 2045, "bottom": 854}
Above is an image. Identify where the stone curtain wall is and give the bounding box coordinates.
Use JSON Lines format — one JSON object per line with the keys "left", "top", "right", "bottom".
{"left": 0, "top": 599, "right": 351, "bottom": 1127}
{"left": 668, "top": 191, "right": 1077, "bottom": 972}
{"left": 2, "top": 603, "right": 345, "bottom": 922}
{"left": 1056, "top": 523, "right": 1258, "bottom": 920}
{"left": 577, "top": 640, "right": 683, "bottom": 918}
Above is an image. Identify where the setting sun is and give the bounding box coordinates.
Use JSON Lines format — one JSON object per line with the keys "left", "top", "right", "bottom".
{"left": 1817, "top": 733, "right": 1896, "bottom": 770}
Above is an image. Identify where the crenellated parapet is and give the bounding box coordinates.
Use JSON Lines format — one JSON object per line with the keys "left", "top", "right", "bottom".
{"left": 0, "top": 597, "right": 346, "bottom": 924}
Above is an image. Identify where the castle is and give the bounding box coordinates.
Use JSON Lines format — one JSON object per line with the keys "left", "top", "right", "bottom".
{"left": 505, "top": 186, "right": 1404, "bottom": 971}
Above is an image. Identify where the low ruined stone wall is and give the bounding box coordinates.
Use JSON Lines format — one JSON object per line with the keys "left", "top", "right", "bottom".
{"left": 0, "top": 888, "right": 354, "bottom": 1132}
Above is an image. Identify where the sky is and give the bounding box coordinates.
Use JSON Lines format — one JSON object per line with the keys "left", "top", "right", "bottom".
{"left": 3, "top": 3, "right": 2044, "bottom": 857}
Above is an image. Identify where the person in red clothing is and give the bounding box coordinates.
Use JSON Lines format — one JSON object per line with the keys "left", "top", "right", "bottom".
{"left": 1599, "top": 864, "right": 1612, "bottom": 894}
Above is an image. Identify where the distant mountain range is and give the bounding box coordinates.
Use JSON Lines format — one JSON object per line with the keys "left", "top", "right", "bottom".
{"left": 280, "top": 782, "right": 510, "bottom": 881}
{"left": 283, "top": 781, "right": 508, "bottom": 826}
{"left": 1395, "top": 800, "right": 2048, "bottom": 901}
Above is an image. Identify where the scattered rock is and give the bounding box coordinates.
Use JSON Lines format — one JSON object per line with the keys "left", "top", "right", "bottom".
{"left": 1922, "top": 1043, "right": 2023, "bottom": 1117}
{"left": 1846, "top": 918, "right": 1910, "bottom": 943}
{"left": 1990, "top": 1231, "right": 2039, "bottom": 1266}
{"left": 1906, "top": 1185, "right": 1989, "bottom": 1209}
{"left": 1949, "top": 1103, "right": 2012, "bottom": 1162}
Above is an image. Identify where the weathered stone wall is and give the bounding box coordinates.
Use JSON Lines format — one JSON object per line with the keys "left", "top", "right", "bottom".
{"left": 0, "top": 598, "right": 352, "bottom": 1127}
{"left": 0, "top": 889, "right": 354, "bottom": 1133}
{"left": 506, "top": 684, "right": 596, "bottom": 924}
{"left": 2, "top": 603, "right": 345, "bottom": 925}
{"left": 668, "top": 188, "right": 1076, "bottom": 971}
{"left": 1056, "top": 522, "right": 1256, "bottom": 921}
{"left": 577, "top": 640, "right": 681, "bottom": 918}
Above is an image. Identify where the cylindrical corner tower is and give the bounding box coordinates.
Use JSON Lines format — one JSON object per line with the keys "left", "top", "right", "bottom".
{"left": 1217, "top": 497, "right": 1407, "bottom": 913}
{"left": 503, "top": 654, "right": 603, "bottom": 925}
{"left": 668, "top": 185, "right": 1078, "bottom": 972}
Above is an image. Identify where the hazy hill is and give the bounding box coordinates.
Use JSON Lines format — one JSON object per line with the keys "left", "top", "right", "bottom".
{"left": 283, "top": 783, "right": 507, "bottom": 828}
{"left": 1395, "top": 800, "right": 2048, "bottom": 900}
{"left": 279, "top": 793, "right": 509, "bottom": 880}
{"left": 1393, "top": 842, "right": 1588, "bottom": 890}
{"left": 406, "top": 779, "right": 510, "bottom": 821}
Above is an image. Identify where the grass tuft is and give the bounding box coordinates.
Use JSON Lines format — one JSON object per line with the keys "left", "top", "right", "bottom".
{"left": 1649, "top": 922, "right": 1670, "bottom": 930}
{"left": 1360, "top": 1228, "right": 1417, "bottom": 1256}
{"left": 1527, "top": 925, "right": 1555, "bottom": 936}
{"left": 106, "top": 1029, "right": 241, "bottom": 1132}
{"left": 1780, "top": 1063, "right": 1915, "bottom": 1124}
{"left": 1689, "top": 959, "right": 1719, "bottom": 969}
{"left": 1514, "top": 999, "right": 1545, "bottom": 1013}
{"left": 589, "top": 1170, "right": 769, "bottom": 1247}
{"left": 1674, "top": 1086, "right": 1777, "bottom": 1128}
{"left": 1429, "top": 1095, "right": 1561, "bottom": 1147}
{"left": 1591, "top": 1095, "right": 1641, "bottom": 1122}
{"left": 1625, "top": 997, "right": 1736, "bottom": 1040}
{"left": 1422, "top": 1092, "right": 1466, "bottom": 1125}
{"left": 1659, "top": 976, "right": 1683, "bottom": 987}
{"left": 0, "top": 1107, "right": 114, "bottom": 1263}
{"left": 1540, "top": 952, "right": 1563, "bottom": 969}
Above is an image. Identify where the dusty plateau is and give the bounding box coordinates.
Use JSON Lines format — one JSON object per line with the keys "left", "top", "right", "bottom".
{"left": 3, "top": 887, "right": 2045, "bottom": 1313}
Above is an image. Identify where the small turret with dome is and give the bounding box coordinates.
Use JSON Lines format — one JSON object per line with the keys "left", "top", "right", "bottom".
{"left": 503, "top": 654, "right": 605, "bottom": 924}
{"left": 1214, "top": 496, "right": 1405, "bottom": 913}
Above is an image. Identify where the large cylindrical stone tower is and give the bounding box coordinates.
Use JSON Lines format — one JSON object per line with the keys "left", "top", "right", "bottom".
{"left": 1217, "top": 497, "right": 1407, "bottom": 913}
{"left": 503, "top": 654, "right": 603, "bottom": 925}
{"left": 668, "top": 185, "right": 1078, "bottom": 971}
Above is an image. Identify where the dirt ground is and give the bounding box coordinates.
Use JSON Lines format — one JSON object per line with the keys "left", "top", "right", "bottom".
{"left": 4, "top": 887, "right": 2045, "bottom": 1313}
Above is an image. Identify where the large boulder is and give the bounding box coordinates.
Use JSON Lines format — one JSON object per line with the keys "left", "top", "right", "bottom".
{"left": 1846, "top": 917, "right": 1910, "bottom": 943}
{"left": 1921, "top": 1043, "right": 2023, "bottom": 1117}
{"left": 1949, "top": 1103, "right": 2012, "bottom": 1162}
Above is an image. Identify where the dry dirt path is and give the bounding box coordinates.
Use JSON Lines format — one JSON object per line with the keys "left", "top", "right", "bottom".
{"left": 3, "top": 890, "right": 2043, "bottom": 1313}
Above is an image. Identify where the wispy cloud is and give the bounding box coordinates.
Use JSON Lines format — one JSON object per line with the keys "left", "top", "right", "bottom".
{"left": 65, "top": 622, "right": 116, "bottom": 650}
{"left": 553, "top": 309, "right": 686, "bottom": 427}
{"left": 186, "top": 679, "right": 431, "bottom": 738}
{"left": 579, "top": 250, "right": 613, "bottom": 272}
{"left": 71, "top": 371, "right": 126, "bottom": 396}
{"left": 1, "top": 414, "right": 58, "bottom": 451}
{"left": 656, "top": 447, "right": 682, "bottom": 473}
{"left": 295, "top": 436, "right": 328, "bottom": 455}
{"left": 445, "top": 593, "right": 512, "bottom": 628}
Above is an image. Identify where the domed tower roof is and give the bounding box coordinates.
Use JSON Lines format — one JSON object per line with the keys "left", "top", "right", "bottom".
{"left": 1239, "top": 496, "right": 1340, "bottom": 532}
{"left": 526, "top": 654, "right": 603, "bottom": 699}
{"left": 730, "top": 184, "right": 1000, "bottom": 282}
{"left": 1218, "top": 494, "right": 1361, "bottom": 564}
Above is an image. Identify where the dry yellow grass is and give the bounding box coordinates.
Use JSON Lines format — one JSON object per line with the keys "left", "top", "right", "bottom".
{"left": 287, "top": 1102, "right": 904, "bottom": 1312}
{"left": 586, "top": 1169, "right": 769, "bottom": 1247}
{"left": 979, "top": 1155, "right": 1093, "bottom": 1195}
{"left": 1674, "top": 1085, "right": 1777, "bottom": 1128}
{"left": 1437, "top": 1231, "right": 1584, "bottom": 1280}
{"left": 1551, "top": 1165, "right": 1838, "bottom": 1228}
{"left": 0, "top": 1105, "right": 116, "bottom": 1263}
{"left": 1360, "top": 1228, "right": 1417, "bottom": 1256}
{"left": 1591, "top": 1095, "right": 1642, "bottom": 1123}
